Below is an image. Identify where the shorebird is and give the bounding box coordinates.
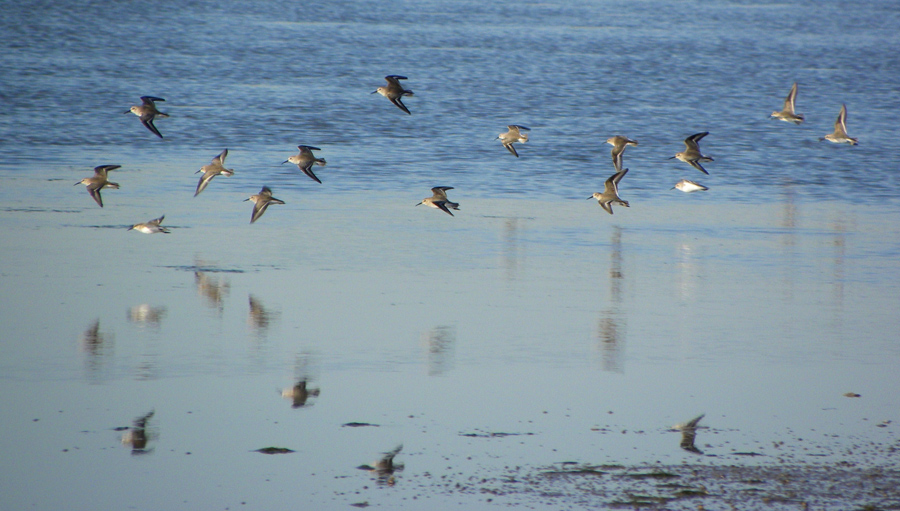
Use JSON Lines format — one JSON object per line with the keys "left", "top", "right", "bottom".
{"left": 75, "top": 164, "right": 120, "bottom": 207}
{"left": 194, "top": 149, "right": 234, "bottom": 197}
{"left": 280, "top": 380, "right": 321, "bottom": 409}
{"left": 357, "top": 444, "right": 404, "bottom": 483}
{"left": 672, "top": 414, "right": 706, "bottom": 455}
{"left": 121, "top": 410, "right": 155, "bottom": 455}
{"left": 671, "top": 179, "right": 708, "bottom": 193}
{"left": 820, "top": 104, "right": 858, "bottom": 145}
{"left": 282, "top": 145, "right": 326, "bottom": 184}
{"left": 497, "top": 125, "right": 530, "bottom": 157}
{"left": 606, "top": 135, "right": 638, "bottom": 172}
{"left": 128, "top": 215, "right": 170, "bottom": 234}
{"left": 373, "top": 75, "right": 413, "bottom": 114}
{"left": 588, "top": 169, "right": 630, "bottom": 215}
{"left": 245, "top": 186, "right": 285, "bottom": 224}
{"left": 416, "top": 186, "right": 459, "bottom": 216}
{"left": 670, "top": 132, "right": 713, "bottom": 175}
{"left": 126, "top": 96, "right": 168, "bottom": 138}
{"left": 770, "top": 82, "right": 804, "bottom": 124}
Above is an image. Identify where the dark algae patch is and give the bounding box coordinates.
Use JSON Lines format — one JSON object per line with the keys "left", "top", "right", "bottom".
{"left": 620, "top": 470, "right": 680, "bottom": 479}
{"left": 253, "top": 447, "right": 295, "bottom": 454}
{"left": 540, "top": 465, "right": 607, "bottom": 478}
{"left": 459, "top": 430, "right": 536, "bottom": 438}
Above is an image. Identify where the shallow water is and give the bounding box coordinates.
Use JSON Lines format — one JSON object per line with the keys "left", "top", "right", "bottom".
{"left": 1, "top": 0, "right": 899, "bottom": 509}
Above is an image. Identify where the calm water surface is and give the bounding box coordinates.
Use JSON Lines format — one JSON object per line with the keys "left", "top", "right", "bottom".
{"left": 1, "top": 0, "right": 899, "bottom": 509}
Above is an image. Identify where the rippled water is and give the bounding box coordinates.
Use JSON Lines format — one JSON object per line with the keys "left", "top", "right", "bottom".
{"left": 1, "top": 0, "right": 899, "bottom": 509}
{"left": 3, "top": 0, "right": 900, "bottom": 200}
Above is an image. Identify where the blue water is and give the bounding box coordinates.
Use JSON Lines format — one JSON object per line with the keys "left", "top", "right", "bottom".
{"left": 2, "top": 1, "right": 900, "bottom": 510}
{"left": 2, "top": 0, "right": 899, "bottom": 201}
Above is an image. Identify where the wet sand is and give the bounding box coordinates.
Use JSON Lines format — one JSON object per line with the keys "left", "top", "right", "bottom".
{"left": 1, "top": 191, "right": 899, "bottom": 510}
{"left": 429, "top": 462, "right": 900, "bottom": 509}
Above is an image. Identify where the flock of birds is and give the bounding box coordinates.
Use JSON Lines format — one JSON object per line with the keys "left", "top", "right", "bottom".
{"left": 118, "top": 408, "right": 707, "bottom": 482}
{"left": 77, "top": 79, "right": 858, "bottom": 230}
{"left": 586, "top": 81, "right": 858, "bottom": 214}
{"left": 70, "top": 72, "right": 862, "bottom": 491}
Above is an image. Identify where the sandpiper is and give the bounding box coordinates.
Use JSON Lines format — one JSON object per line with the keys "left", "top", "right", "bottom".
{"left": 670, "top": 132, "right": 713, "bottom": 175}
{"left": 606, "top": 135, "right": 638, "bottom": 172}
{"left": 357, "top": 444, "right": 404, "bottom": 480}
{"left": 770, "top": 82, "right": 804, "bottom": 124}
{"left": 373, "top": 75, "right": 413, "bottom": 114}
{"left": 416, "top": 186, "right": 459, "bottom": 216}
{"left": 672, "top": 179, "right": 708, "bottom": 192}
{"left": 497, "top": 125, "right": 530, "bottom": 157}
{"left": 282, "top": 145, "right": 326, "bottom": 184}
{"left": 245, "top": 186, "right": 285, "bottom": 224}
{"left": 121, "top": 410, "right": 156, "bottom": 454}
{"left": 126, "top": 96, "right": 168, "bottom": 138}
{"left": 128, "top": 215, "right": 170, "bottom": 234}
{"left": 280, "top": 380, "right": 321, "bottom": 409}
{"left": 589, "top": 169, "right": 630, "bottom": 215}
{"left": 194, "top": 149, "right": 234, "bottom": 197}
{"left": 820, "top": 104, "right": 858, "bottom": 145}
{"left": 672, "top": 414, "right": 706, "bottom": 455}
{"left": 75, "top": 164, "right": 120, "bottom": 207}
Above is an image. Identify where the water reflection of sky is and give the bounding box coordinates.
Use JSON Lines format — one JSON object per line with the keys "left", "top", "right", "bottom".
{"left": 2, "top": 193, "right": 899, "bottom": 508}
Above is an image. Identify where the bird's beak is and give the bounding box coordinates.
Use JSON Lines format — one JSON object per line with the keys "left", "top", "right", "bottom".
{"left": 667, "top": 156, "right": 676, "bottom": 160}
{"left": 243, "top": 198, "right": 251, "bottom": 202}
{"left": 670, "top": 186, "right": 677, "bottom": 190}
{"left": 281, "top": 160, "right": 288, "bottom": 164}
{"left": 74, "top": 181, "right": 81, "bottom": 186}
{"left": 127, "top": 226, "right": 134, "bottom": 230}
{"left": 371, "top": 90, "right": 378, "bottom": 94}
{"left": 124, "top": 110, "right": 131, "bottom": 114}
{"left": 415, "top": 202, "right": 422, "bottom": 207}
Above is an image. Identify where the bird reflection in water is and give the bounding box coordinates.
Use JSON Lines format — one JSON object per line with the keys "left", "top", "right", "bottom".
{"left": 281, "top": 354, "right": 320, "bottom": 408}
{"left": 79, "top": 319, "right": 114, "bottom": 378}
{"left": 281, "top": 379, "right": 320, "bottom": 409}
{"left": 194, "top": 271, "right": 230, "bottom": 311}
{"left": 125, "top": 305, "right": 164, "bottom": 380}
{"left": 607, "top": 226, "right": 623, "bottom": 302}
{"left": 596, "top": 310, "right": 625, "bottom": 373}
{"left": 595, "top": 226, "right": 625, "bottom": 372}
{"left": 357, "top": 444, "right": 403, "bottom": 485}
{"left": 780, "top": 179, "right": 797, "bottom": 247}
{"left": 675, "top": 242, "right": 700, "bottom": 301}
{"left": 671, "top": 414, "right": 706, "bottom": 455}
{"left": 127, "top": 304, "right": 167, "bottom": 327}
{"left": 120, "top": 410, "right": 156, "bottom": 455}
{"left": 248, "top": 295, "right": 280, "bottom": 335}
{"left": 830, "top": 217, "right": 849, "bottom": 331}
{"left": 79, "top": 319, "right": 108, "bottom": 355}
{"left": 501, "top": 217, "right": 522, "bottom": 281}
{"left": 422, "top": 325, "right": 455, "bottom": 376}
{"left": 779, "top": 181, "right": 798, "bottom": 302}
